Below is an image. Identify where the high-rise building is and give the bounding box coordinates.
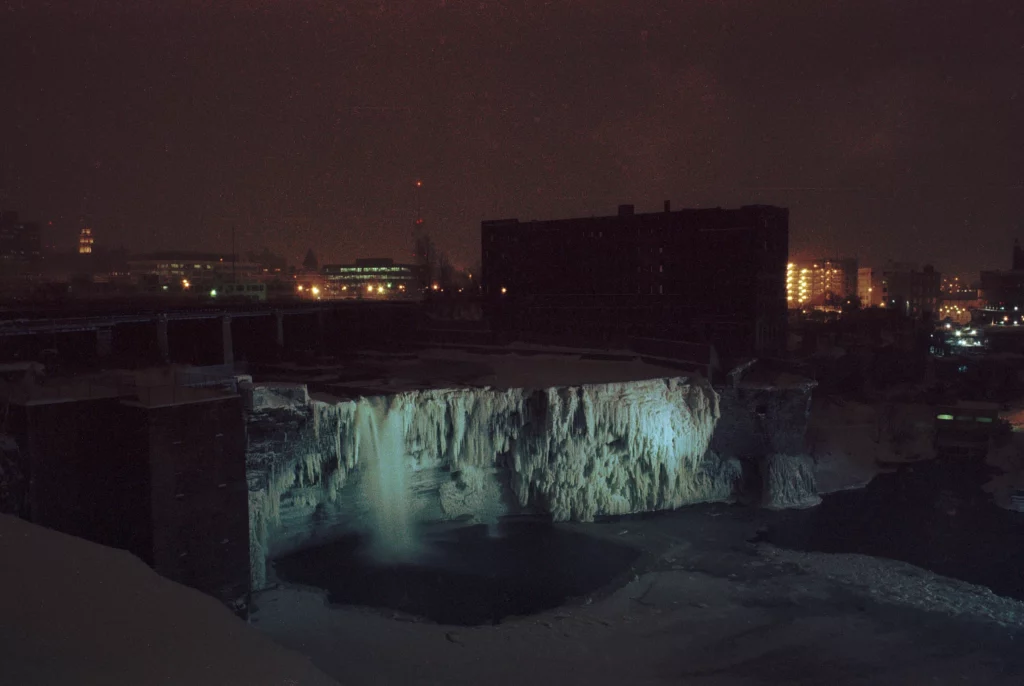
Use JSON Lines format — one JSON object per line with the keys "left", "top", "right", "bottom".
{"left": 481, "top": 203, "right": 788, "bottom": 362}
{"left": 78, "top": 227, "right": 94, "bottom": 254}
{"left": 786, "top": 257, "right": 858, "bottom": 308}
{"left": 857, "top": 267, "right": 882, "bottom": 307}
{"left": 0, "top": 211, "right": 42, "bottom": 269}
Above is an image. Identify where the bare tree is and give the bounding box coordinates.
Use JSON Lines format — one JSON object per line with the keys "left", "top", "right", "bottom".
{"left": 302, "top": 248, "right": 318, "bottom": 272}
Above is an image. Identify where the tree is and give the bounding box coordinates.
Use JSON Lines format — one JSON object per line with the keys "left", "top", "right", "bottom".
{"left": 413, "top": 233, "right": 455, "bottom": 292}
{"left": 302, "top": 248, "right": 318, "bottom": 272}
{"left": 841, "top": 294, "right": 863, "bottom": 313}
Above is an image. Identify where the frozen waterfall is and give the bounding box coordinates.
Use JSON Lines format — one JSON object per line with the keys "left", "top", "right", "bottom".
{"left": 246, "top": 377, "right": 739, "bottom": 590}
{"left": 354, "top": 397, "right": 419, "bottom": 561}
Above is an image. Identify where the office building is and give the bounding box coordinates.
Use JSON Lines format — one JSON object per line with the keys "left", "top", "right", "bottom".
{"left": 128, "top": 252, "right": 261, "bottom": 288}
{"left": 322, "top": 258, "right": 421, "bottom": 298}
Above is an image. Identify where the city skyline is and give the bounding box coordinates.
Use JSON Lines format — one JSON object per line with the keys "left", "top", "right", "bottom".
{"left": 3, "top": 1, "right": 1022, "bottom": 273}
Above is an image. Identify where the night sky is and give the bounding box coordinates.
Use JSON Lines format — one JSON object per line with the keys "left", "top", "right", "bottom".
{"left": 3, "top": 1, "right": 1021, "bottom": 275}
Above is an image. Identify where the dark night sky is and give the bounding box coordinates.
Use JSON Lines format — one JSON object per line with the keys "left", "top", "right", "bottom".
{"left": 2, "top": 1, "right": 1021, "bottom": 275}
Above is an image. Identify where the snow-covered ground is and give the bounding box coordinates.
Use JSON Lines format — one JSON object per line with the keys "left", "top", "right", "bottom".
{"left": 0, "top": 514, "right": 339, "bottom": 686}
{"left": 252, "top": 507, "right": 1024, "bottom": 686}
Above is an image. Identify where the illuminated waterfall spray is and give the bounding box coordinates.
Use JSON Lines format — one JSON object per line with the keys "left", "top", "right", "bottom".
{"left": 356, "top": 397, "right": 418, "bottom": 561}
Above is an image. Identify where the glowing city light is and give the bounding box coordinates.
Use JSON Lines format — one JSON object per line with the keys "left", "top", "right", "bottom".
{"left": 311, "top": 286, "right": 320, "bottom": 296}
{"left": 182, "top": 279, "right": 191, "bottom": 289}
{"left": 501, "top": 286, "right": 508, "bottom": 294}
{"left": 210, "top": 289, "right": 217, "bottom": 297}
{"left": 297, "top": 285, "right": 304, "bottom": 291}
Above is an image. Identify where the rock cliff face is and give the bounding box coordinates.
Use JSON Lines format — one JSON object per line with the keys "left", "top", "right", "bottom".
{"left": 245, "top": 377, "right": 738, "bottom": 590}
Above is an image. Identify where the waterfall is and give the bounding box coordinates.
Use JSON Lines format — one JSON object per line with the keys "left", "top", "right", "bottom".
{"left": 356, "top": 397, "right": 419, "bottom": 562}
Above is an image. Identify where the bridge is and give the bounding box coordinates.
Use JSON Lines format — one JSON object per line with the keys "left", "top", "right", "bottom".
{"left": 0, "top": 299, "right": 420, "bottom": 369}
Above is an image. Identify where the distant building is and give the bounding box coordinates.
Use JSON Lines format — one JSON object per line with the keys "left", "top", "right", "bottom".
{"left": 481, "top": 203, "right": 788, "bottom": 362}
{"left": 321, "top": 258, "right": 421, "bottom": 298}
{"left": 78, "top": 227, "right": 94, "bottom": 254}
{"left": 938, "top": 285, "right": 980, "bottom": 325}
{"left": 786, "top": 257, "right": 858, "bottom": 308}
{"left": 128, "top": 252, "right": 260, "bottom": 289}
{"left": 979, "top": 241, "right": 1024, "bottom": 314}
{"left": 0, "top": 211, "right": 42, "bottom": 269}
{"left": 857, "top": 267, "right": 882, "bottom": 307}
{"left": 881, "top": 262, "right": 941, "bottom": 318}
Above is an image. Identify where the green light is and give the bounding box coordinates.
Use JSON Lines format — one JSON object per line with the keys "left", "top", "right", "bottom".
{"left": 976, "top": 417, "right": 994, "bottom": 423}
{"left": 936, "top": 414, "right": 954, "bottom": 420}
{"left": 210, "top": 289, "right": 217, "bottom": 297}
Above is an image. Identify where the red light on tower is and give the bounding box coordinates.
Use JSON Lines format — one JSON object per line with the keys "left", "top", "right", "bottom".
{"left": 414, "top": 178, "right": 425, "bottom": 229}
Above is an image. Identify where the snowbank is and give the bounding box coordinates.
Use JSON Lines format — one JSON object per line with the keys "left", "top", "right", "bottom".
{"left": 0, "top": 514, "right": 338, "bottom": 686}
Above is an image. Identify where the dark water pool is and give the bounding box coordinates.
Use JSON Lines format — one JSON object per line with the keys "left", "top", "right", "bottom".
{"left": 273, "top": 521, "right": 641, "bottom": 625}
{"left": 758, "top": 459, "right": 1024, "bottom": 601}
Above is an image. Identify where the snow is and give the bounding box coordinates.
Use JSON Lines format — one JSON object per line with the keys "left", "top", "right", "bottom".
{"left": 250, "top": 509, "right": 1024, "bottom": 686}
{"left": 247, "top": 376, "right": 731, "bottom": 589}
{"left": 0, "top": 514, "right": 338, "bottom": 686}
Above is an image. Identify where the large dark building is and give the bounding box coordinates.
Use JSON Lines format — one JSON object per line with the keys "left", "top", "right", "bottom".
{"left": 881, "top": 262, "right": 941, "bottom": 318}
{"left": 0, "top": 211, "right": 42, "bottom": 270}
{"left": 481, "top": 203, "right": 788, "bottom": 362}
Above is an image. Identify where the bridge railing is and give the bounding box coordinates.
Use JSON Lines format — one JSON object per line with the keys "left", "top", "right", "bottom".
{"left": 0, "top": 368, "right": 240, "bottom": 407}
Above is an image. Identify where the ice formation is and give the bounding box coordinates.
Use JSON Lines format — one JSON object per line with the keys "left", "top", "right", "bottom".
{"left": 760, "top": 453, "right": 822, "bottom": 510}
{"left": 246, "top": 377, "right": 738, "bottom": 590}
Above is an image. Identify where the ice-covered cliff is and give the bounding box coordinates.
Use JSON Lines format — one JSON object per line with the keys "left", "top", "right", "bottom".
{"left": 246, "top": 377, "right": 738, "bottom": 590}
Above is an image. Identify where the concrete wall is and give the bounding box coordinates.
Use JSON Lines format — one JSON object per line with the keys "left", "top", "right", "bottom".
{"left": 11, "top": 399, "right": 153, "bottom": 558}
{"left": 146, "top": 397, "right": 250, "bottom": 613}
{"left": 5, "top": 394, "right": 250, "bottom": 615}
